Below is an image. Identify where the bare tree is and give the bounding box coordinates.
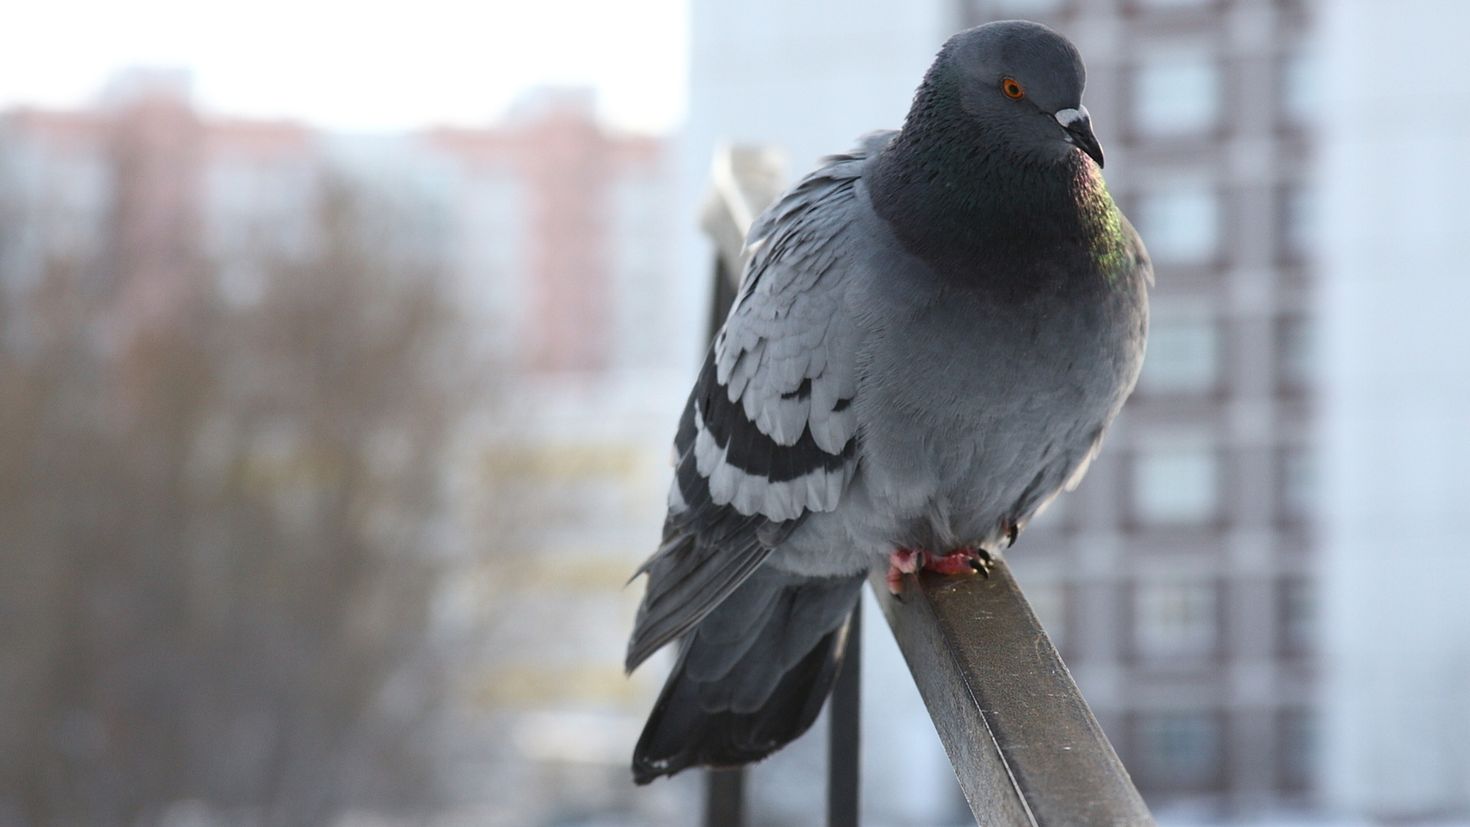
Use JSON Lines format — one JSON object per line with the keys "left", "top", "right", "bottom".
{"left": 0, "top": 168, "right": 470, "bottom": 826}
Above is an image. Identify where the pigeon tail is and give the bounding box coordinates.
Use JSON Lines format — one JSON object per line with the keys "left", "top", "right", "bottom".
{"left": 631, "top": 566, "right": 863, "bottom": 784}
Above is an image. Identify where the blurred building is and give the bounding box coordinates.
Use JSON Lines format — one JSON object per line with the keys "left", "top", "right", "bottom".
{"left": 412, "top": 89, "right": 692, "bottom": 824}
{"left": 2, "top": 71, "right": 195, "bottom": 345}
{"left": 425, "top": 89, "right": 677, "bottom": 373}
{"left": 0, "top": 70, "right": 322, "bottom": 363}
{"left": 0, "top": 76, "right": 677, "bottom": 375}
{"left": 430, "top": 370, "right": 691, "bottom": 826}
{"left": 684, "top": 0, "right": 1322, "bottom": 822}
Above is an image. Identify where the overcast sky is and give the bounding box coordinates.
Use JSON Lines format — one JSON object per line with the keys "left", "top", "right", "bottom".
{"left": 0, "top": 0, "right": 687, "bottom": 134}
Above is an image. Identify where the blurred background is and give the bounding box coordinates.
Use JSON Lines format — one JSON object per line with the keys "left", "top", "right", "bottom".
{"left": 3, "top": 0, "right": 1468, "bottom": 825}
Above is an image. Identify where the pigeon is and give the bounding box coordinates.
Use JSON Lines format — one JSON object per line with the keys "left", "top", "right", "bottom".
{"left": 626, "top": 19, "right": 1150, "bottom": 784}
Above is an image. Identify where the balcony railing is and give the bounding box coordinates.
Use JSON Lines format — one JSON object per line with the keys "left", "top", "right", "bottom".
{"left": 697, "top": 146, "right": 1155, "bottom": 827}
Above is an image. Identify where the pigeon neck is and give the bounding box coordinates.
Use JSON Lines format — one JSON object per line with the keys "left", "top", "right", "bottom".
{"left": 869, "top": 81, "right": 1110, "bottom": 289}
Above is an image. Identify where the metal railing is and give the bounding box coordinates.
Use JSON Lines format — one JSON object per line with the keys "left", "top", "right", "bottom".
{"left": 697, "top": 146, "right": 1154, "bottom": 827}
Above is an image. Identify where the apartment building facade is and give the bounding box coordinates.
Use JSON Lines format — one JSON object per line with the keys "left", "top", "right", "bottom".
{"left": 969, "top": 0, "right": 1320, "bottom": 816}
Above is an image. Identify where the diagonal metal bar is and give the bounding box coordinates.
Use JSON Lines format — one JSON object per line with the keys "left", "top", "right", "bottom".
{"left": 872, "top": 563, "right": 1153, "bottom": 826}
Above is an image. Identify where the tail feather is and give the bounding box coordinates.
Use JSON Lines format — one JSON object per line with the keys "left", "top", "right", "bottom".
{"left": 631, "top": 567, "right": 863, "bottom": 784}
{"left": 624, "top": 522, "right": 776, "bottom": 673}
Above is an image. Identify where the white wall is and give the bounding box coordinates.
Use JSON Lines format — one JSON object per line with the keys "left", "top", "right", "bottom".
{"left": 1319, "top": 0, "right": 1470, "bottom": 817}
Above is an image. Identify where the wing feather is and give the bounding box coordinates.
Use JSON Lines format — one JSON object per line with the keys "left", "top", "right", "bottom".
{"left": 626, "top": 133, "right": 896, "bottom": 671}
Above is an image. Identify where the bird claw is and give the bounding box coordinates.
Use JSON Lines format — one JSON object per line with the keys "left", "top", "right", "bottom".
{"left": 969, "top": 548, "right": 994, "bottom": 578}
{"left": 887, "top": 546, "right": 994, "bottom": 594}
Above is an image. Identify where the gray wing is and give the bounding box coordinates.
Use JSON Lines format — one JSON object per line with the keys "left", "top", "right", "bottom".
{"left": 625, "top": 132, "right": 893, "bottom": 671}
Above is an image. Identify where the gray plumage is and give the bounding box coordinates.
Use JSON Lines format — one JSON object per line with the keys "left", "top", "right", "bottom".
{"left": 628, "top": 19, "right": 1151, "bottom": 784}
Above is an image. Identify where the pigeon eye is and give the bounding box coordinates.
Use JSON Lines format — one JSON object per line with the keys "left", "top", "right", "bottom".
{"left": 1002, "top": 78, "right": 1025, "bottom": 100}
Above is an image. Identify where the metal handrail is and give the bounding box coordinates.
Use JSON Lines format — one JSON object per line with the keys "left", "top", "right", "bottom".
{"left": 698, "top": 146, "right": 1153, "bottom": 826}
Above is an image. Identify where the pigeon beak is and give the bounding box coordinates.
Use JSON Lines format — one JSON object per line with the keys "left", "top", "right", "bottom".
{"left": 1055, "top": 106, "right": 1104, "bottom": 168}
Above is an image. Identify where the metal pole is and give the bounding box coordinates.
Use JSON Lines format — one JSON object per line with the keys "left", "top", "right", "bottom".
{"left": 702, "top": 251, "right": 748, "bottom": 827}
{"left": 828, "top": 600, "right": 863, "bottom": 826}
{"left": 705, "top": 768, "right": 746, "bottom": 827}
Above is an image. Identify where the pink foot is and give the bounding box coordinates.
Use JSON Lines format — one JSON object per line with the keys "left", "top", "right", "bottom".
{"left": 886, "top": 548, "right": 923, "bottom": 594}
{"left": 886, "top": 547, "right": 995, "bottom": 595}
{"left": 923, "top": 548, "right": 980, "bottom": 576}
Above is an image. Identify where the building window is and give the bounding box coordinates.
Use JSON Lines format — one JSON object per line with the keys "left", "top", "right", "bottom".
{"left": 1133, "top": 441, "right": 1220, "bottom": 524}
{"left": 1134, "top": 185, "right": 1220, "bottom": 266}
{"left": 1279, "top": 578, "right": 1315, "bottom": 653}
{"left": 1132, "top": 52, "right": 1222, "bottom": 137}
{"left": 469, "top": 171, "right": 525, "bottom": 273}
{"left": 1277, "top": 447, "right": 1315, "bottom": 524}
{"left": 1134, "top": 580, "right": 1218, "bottom": 659}
{"left": 1277, "top": 314, "right": 1314, "bottom": 390}
{"left": 1134, "top": 711, "right": 1223, "bottom": 789}
{"left": 1279, "top": 709, "right": 1317, "bottom": 790}
{"left": 1280, "top": 51, "right": 1319, "bottom": 128}
{"left": 1138, "top": 312, "right": 1219, "bottom": 394}
{"left": 1279, "top": 185, "right": 1317, "bottom": 262}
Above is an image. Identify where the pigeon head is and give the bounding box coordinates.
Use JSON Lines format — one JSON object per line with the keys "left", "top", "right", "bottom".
{"left": 926, "top": 20, "right": 1103, "bottom": 168}
{"left": 870, "top": 20, "right": 1122, "bottom": 273}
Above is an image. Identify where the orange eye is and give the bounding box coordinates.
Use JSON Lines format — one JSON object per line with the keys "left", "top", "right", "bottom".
{"left": 1002, "top": 78, "right": 1025, "bottom": 100}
